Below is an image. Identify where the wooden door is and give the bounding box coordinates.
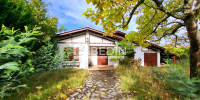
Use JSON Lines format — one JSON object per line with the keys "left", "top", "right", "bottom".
{"left": 144, "top": 53, "right": 157, "bottom": 66}
{"left": 97, "top": 49, "right": 108, "bottom": 65}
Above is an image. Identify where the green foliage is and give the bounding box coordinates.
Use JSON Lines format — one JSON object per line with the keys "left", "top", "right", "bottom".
{"left": 125, "top": 31, "right": 151, "bottom": 47}
{"left": 57, "top": 25, "right": 67, "bottom": 33}
{"left": 32, "top": 43, "right": 63, "bottom": 72}
{"left": 165, "top": 65, "right": 200, "bottom": 99}
{"left": 166, "top": 46, "right": 190, "bottom": 58}
{"left": 152, "top": 64, "right": 200, "bottom": 100}
{"left": 83, "top": 0, "right": 187, "bottom": 45}
{"left": 116, "top": 65, "right": 179, "bottom": 99}
{"left": 0, "top": 0, "right": 34, "bottom": 31}
{"left": 119, "top": 58, "right": 138, "bottom": 67}
{"left": 0, "top": 0, "right": 58, "bottom": 43}
{"left": 107, "top": 38, "right": 136, "bottom": 62}
{"left": 0, "top": 25, "right": 72, "bottom": 99}
{"left": 0, "top": 25, "right": 42, "bottom": 99}
{"left": 0, "top": 0, "right": 65, "bottom": 99}
{"left": 7, "top": 69, "right": 88, "bottom": 100}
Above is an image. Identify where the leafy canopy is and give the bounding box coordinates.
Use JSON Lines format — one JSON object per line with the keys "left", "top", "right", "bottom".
{"left": 83, "top": 0, "right": 191, "bottom": 45}
{"left": 0, "top": 0, "right": 59, "bottom": 42}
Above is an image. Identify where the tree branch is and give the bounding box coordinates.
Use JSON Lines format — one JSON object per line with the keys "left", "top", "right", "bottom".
{"left": 122, "top": 0, "right": 145, "bottom": 28}
{"left": 164, "top": 21, "right": 184, "bottom": 26}
{"left": 193, "top": 1, "right": 200, "bottom": 17}
{"left": 144, "top": 15, "right": 170, "bottom": 38}
{"left": 154, "top": 23, "right": 185, "bottom": 42}
{"left": 140, "top": 10, "right": 158, "bottom": 32}
{"left": 152, "top": 0, "right": 183, "bottom": 19}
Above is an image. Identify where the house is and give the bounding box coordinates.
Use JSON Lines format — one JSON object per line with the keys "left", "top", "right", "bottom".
{"left": 56, "top": 27, "right": 176, "bottom": 69}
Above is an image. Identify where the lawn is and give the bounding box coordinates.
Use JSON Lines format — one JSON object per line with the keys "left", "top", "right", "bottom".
{"left": 116, "top": 65, "right": 184, "bottom": 100}
{"left": 8, "top": 69, "right": 88, "bottom": 100}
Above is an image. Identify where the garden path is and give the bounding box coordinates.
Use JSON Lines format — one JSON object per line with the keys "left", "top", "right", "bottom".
{"left": 66, "top": 70, "right": 129, "bottom": 100}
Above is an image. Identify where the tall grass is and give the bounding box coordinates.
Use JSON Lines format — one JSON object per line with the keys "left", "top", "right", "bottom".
{"left": 116, "top": 65, "right": 181, "bottom": 99}
{"left": 8, "top": 69, "right": 88, "bottom": 100}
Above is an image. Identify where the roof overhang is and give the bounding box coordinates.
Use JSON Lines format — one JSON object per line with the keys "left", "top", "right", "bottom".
{"left": 56, "top": 26, "right": 177, "bottom": 56}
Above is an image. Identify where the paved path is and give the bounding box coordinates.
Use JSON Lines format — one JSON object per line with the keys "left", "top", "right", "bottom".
{"left": 66, "top": 70, "right": 128, "bottom": 100}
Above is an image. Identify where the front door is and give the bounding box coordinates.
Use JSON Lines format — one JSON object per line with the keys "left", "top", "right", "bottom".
{"left": 97, "top": 49, "right": 108, "bottom": 65}
{"left": 144, "top": 53, "right": 157, "bottom": 66}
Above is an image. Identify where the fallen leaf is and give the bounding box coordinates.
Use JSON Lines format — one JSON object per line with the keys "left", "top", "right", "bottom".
{"left": 36, "top": 86, "right": 42, "bottom": 90}
{"left": 60, "top": 93, "right": 67, "bottom": 99}
{"left": 57, "top": 85, "right": 61, "bottom": 89}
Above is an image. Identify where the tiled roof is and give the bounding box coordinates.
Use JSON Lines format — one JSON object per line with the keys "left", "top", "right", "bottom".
{"left": 57, "top": 26, "right": 177, "bottom": 56}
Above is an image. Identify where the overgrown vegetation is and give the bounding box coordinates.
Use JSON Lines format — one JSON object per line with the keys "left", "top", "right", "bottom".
{"left": 32, "top": 43, "right": 63, "bottom": 72}
{"left": 0, "top": 0, "right": 59, "bottom": 41}
{"left": 7, "top": 69, "right": 88, "bottom": 100}
{"left": 152, "top": 65, "right": 200, "bottom": 99}
{"left": 116, "top": 65, "right": 180, "bottom": 100}
{"left": 116, "top": 55, "right": 200, "bottom": 100}
{"left": 0, "top": 0, "right": 69, "bottom": 99}
{"left": 0, "top": 26, "right": 42, "bottom": 98}
{"left": 107, "top": 39, "right": 137, "bottom": 67}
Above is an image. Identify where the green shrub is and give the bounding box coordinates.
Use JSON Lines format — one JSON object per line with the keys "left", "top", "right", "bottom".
{"left": 152, "top": 65, "right": 200, "bottom": 99}
{"left": 0, "top": 25, "right": 42, "bottom": 99}
{"left": 116, "top": 65, "right": 179, "bottom": 99}
{"left": 32, "top": 43, "right": 63, "bottom": 72}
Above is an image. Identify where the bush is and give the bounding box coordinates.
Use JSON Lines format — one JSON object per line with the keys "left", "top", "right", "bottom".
{"left": 119, "top": 58, "right": 137, "bottom": 67}
{"left": 32, "top": 43, "right": 63, "bottom": 72}
{"left": 119, "top": 50, "right": 137, "bottom": 66}
{"left": 0, "top": 26, "right": 42, "bottom": 99}
{"left": 116, "top": 65, "right": 179, "bottom": 99}
{"left": 152, "top": 65, "right": 200, "bottom": 99}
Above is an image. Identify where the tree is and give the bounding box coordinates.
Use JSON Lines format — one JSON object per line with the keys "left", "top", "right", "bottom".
{"left": 0, "top": 0, "right": 34, "bottom": 31}
{"left": 0, "top": 0, "right": 58, "bottom": 43}
{"left": 29, "top": 0, "right": 58, "bottom": 42}
{"left": 57, "top": 25, "right": 67, "bottom": 33}
{"left": 83, "top": 0, "right": 200, "bottom": 78}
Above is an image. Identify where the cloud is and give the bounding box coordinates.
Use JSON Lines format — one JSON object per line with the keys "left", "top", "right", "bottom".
{"left": 43, "top": 0, "right": 137, "bottom": 32}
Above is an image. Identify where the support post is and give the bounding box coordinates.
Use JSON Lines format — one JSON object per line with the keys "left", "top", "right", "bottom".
{"left": 173, "top": 56, "right": 176, "bottom": 64}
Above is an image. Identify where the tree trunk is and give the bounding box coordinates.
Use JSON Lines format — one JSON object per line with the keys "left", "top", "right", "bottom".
{"left": 184, "top": 14, "right": 200, "bottom": 78}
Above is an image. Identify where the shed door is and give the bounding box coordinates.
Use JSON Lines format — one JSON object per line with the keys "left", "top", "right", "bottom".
{"left": 97, "top": 49, "right": 108, "bottom": 65}
{"left": 144, "top": 53, "right": 157, "bottom": 66}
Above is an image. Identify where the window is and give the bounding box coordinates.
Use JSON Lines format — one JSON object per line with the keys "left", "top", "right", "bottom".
{"left": 64, "top": 47, "right": 79, "bottom": 61}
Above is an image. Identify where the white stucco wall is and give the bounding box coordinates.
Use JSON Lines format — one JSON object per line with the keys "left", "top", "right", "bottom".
{"left": 134, "top": 46, "right": 160, "bottom": 66}
{"left": 134, "top": 46, "right": 145, "bottom": 66}
{"left": 72, "top": 35, "right": 85, "bottom": 42}
{"left": 57, "top": 31, "right": 161, "bottom": 68}
{"left": 103, "top": 39, "right": 113, "bottom": 43}
{"left": 90, "top": 34, "right": 102, "bottom": 43}
{"left": 157, "top": 50, "right": 160, "bottom": 67}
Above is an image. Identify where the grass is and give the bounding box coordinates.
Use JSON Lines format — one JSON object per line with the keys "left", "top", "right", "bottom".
{"left": 8, "top": 69, "right": 88, "bottom": 100}
{"left": 116, "top": 65, "right": 182, "bottom": 100}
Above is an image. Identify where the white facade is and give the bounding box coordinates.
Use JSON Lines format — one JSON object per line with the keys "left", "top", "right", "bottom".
{"left": 57, "top": 29, "right": 161, "bottom": 69}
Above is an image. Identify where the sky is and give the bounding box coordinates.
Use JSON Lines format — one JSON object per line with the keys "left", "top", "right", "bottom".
{"left": 42, "top": 0, "right": 189, "bottom": 46}
{"left": 42, "top": 0, "right": 137, "bottom": 33}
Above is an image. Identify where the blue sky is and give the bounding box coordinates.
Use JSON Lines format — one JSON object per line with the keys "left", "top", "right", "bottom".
{"left": 42, "top": 0, "right": 189, "bottom": 46}
{"left": 43, "top": 0, "right": 137, "bottom": 33}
